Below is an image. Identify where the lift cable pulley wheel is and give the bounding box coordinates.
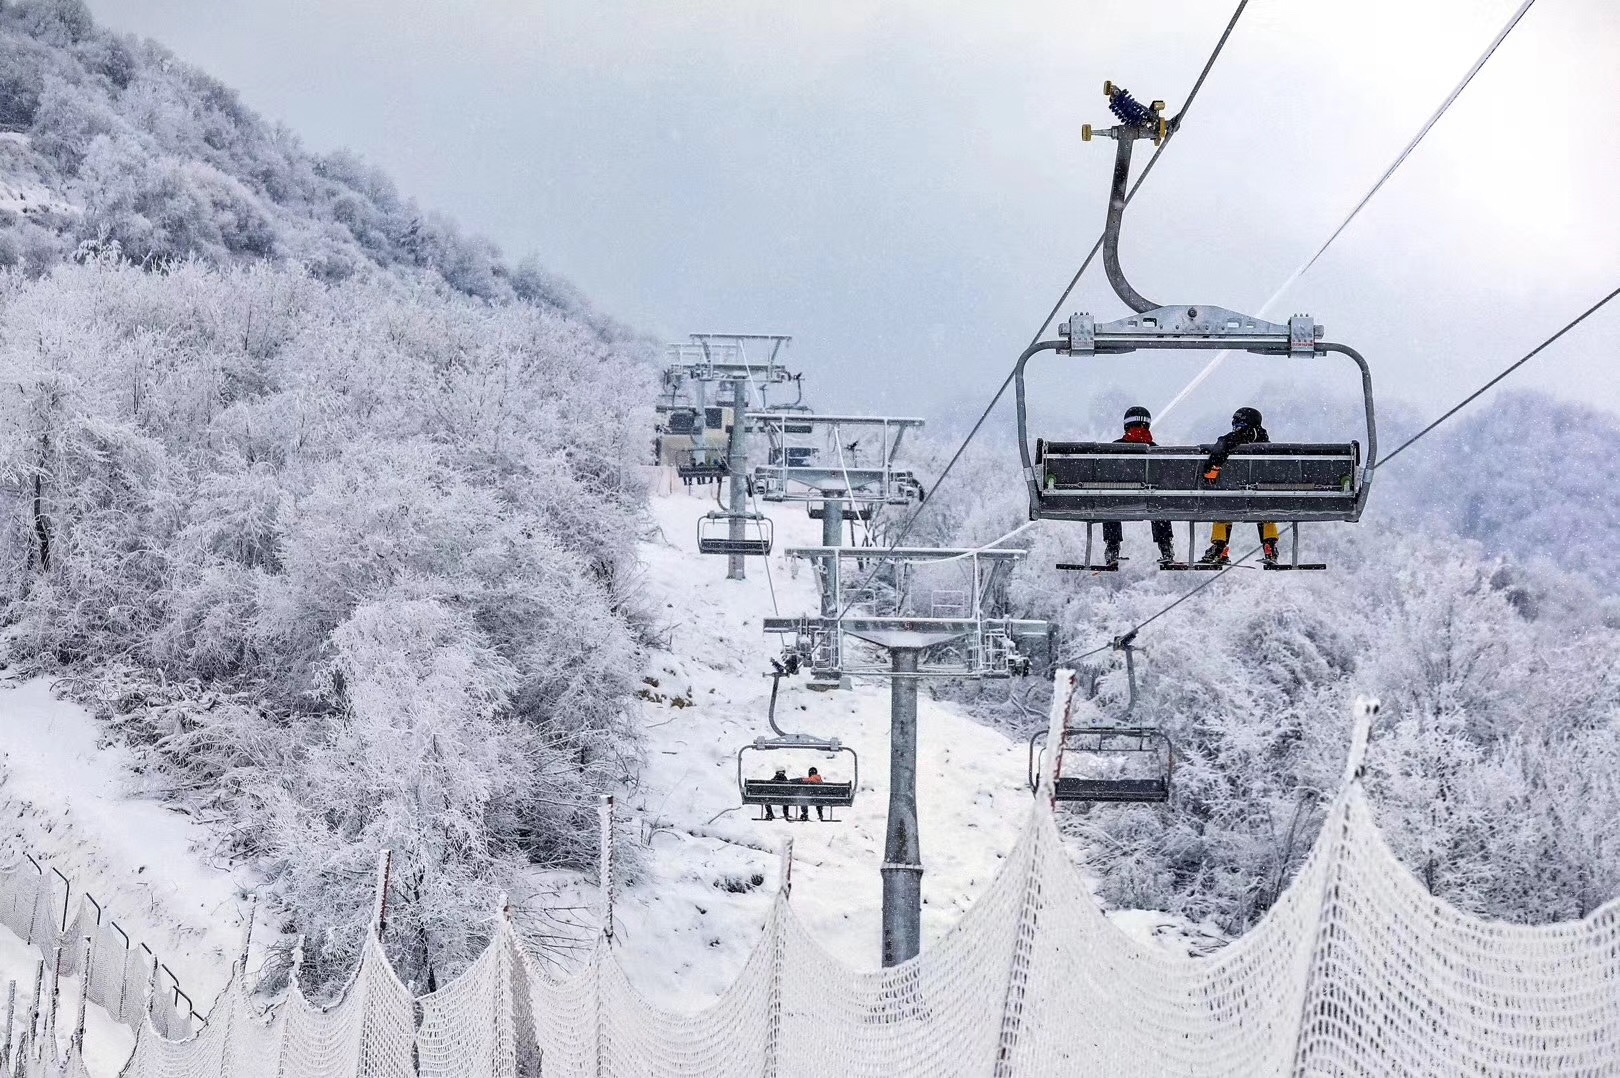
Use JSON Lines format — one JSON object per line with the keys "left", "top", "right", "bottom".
{"left": 1014, "top": 81, "right": 1376, "bottom": 564}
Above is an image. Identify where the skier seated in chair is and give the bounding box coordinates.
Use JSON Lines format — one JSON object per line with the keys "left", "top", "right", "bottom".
{"left": 763, "top": 767, "right": 791, "bottom": 820}
{"left": 797, "top": 767, "right": 826, "bottom": 822}
{"left": 1103, "top": 406, "right": 1177, "bottom": 568}
{"left": 1199, "top": 406, "right": 1280, "bottom": 566}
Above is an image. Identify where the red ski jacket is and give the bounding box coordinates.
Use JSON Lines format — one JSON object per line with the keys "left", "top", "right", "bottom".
{"left": 1117, "top": 427, "right": 1156, "bottom": 446}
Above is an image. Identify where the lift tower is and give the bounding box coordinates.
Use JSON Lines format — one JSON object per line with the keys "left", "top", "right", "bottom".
{"left": 765, "top": 546, "right": 1049, "bottom": 965}
{"left": 748, "top": 412, "right": 926, "bottom": 620}
{"left": 661, "top": 334, "right": 797, "bottom": 580}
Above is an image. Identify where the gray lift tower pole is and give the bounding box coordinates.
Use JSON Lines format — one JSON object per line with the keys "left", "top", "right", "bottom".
{"left": 881, "top": 646, "right": 922, "bottom": 966}
{"left": 766, "top": 546, "right": 1049, "bottom": 968}
{"left": 726, "top": 375, "right": 750, "bottom": 581}
{"left": 819, "top": 493, "right": 842, "bottom": 616}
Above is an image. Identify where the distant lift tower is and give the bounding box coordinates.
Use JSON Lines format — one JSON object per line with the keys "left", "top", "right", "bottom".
{"left": 748, "top": 412, "right": 927, "bottom": 610}
{"left": 765, "top": 546, "right": 1049, "bottom": 967}
{"left": 657, "top": 334, "right": 798, "bottom": 581}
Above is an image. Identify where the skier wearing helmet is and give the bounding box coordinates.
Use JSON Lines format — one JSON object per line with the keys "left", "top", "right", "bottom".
{"left": 1198, "top": 406, "right": 1280, "bottom": 566}
{"left": 1102, "top": 406, "right": 1176, "bottom": 568}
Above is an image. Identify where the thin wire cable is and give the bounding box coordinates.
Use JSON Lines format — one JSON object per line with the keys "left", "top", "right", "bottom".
{"left": 1297, "top": 0, "right": 1536, "bottom": 285}
{"left": 1156, "top": 0, "right": 1538, "bottom": 424}
{"left": 1375, "top": 284, "right": 1620, "bottom": 469}
{"left": 1061, "top": 282, "right": 1620, "bottom": 661}
{"left": 832, "top": 0, "right": 1252, "bottom": 620}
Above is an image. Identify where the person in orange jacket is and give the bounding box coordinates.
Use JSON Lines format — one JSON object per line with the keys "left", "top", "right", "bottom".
{"left": 798, "top": 766, "right": 826, "bottom": 822}
{"left": 1199, "top": 406, "right": 1280, "bottom": 565}
{"left": 1103, "top": 407, "right": 1176, "bottom": 567}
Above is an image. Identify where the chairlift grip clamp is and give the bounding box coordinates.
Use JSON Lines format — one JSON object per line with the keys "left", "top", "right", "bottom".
{"left": 1288, "top": 315, "right": 1324, "bottom": 358}
{"left": 1057, "top": 313, "right": 1095, "bottom": 355}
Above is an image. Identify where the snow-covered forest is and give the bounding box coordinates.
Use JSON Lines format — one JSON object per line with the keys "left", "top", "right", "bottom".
{"left": 0, "top": 256, "right": 655, "bottom": 991}
{"left": 0, "top": 0, "right": 668, "bottom": 999}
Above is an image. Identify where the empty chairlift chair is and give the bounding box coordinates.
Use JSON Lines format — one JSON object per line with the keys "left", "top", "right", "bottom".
{"left": 697, "top": 511, "right": 773, "bottom": 557}
{"left": 1052, "top": 727, "right": 1173, "bottom": 803}
{"left": 1028, "top": 634, "right": 1173, "bottom": 804}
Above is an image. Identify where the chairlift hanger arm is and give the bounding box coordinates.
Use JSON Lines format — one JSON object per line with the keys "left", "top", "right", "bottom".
{"left": 1083, "top": 83, "right": 1173, "bottom": 314}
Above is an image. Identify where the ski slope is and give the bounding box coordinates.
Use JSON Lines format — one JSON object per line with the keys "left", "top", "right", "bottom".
{"left": 607, "top": 483, "right": 1208, "bottom": 1006}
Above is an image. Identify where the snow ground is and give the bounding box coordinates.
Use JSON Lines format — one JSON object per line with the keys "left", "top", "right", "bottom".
{"left": 0, "top": 133, "right": 77, "bottom": 219}
{"left": 602, "top": 483, "right": 1211, "bottom": 1006}
{"left": 0, "top": 920, "right": 135, "bottom": 1077}
{"left": 0, "top": 675, "right": 249, "bottom": 1067}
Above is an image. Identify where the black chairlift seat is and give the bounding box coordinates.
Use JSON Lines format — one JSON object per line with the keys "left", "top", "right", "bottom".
{"left": 1035, "top": 440, "right": 1361, "bottom": 523}
{"left": 678, "top": 459, "right": 728, "bottom": 482}
{"left": 737, "top": 737, "right": 859, "bottom": 821}
{"left": 1034, "top": 726, "right": 1173, "bottom": 805}
{"left": 1053, "top": 776, "right": 1168, "bottom": 803}
{"left": 807, "top": 503, "right": 874, "bottom": 521}
{"left": 698, "top": 512, "right": 773, "bottom": 557}
{"left": 738, "top": 779, "right": 856, "bottom": 809}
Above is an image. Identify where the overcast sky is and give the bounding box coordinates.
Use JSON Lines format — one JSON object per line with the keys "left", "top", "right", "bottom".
{"left": 86, "top": 0, "right": 1620, "bottom": 439}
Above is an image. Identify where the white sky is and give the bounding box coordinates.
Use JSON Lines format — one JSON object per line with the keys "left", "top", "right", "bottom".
{"left": 86, "top": 0, "right": 1620, "bottom": 432}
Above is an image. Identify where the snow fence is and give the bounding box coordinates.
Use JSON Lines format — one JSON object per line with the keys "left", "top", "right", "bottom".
{"left": 16, "top": 689, "right": 1620, "bottom": 1076}
{"left": 115, "top": 799, "right": 1620, "bottom": 1072}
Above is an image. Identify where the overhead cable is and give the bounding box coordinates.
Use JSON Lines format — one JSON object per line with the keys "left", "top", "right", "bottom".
{"left": 1155, "top": 0, "right": 1540, "bottom": 424}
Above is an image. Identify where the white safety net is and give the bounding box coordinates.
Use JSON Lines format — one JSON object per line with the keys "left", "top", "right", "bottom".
{"left": 17, "top": 700, "right": 1620, "bottom": 1076}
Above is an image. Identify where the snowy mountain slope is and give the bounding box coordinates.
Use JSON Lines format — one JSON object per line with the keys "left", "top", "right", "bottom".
{"left": 0, "top": 133, "right": 76, "bottom": 219}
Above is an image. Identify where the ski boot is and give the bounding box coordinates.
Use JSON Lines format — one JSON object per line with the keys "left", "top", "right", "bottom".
{"left": 1103, "top": 541, "right": 1121, "bottom": 568}
{"left": 1197, "top": 540, "right": 1229, "bottom": 566}
{"left": 1157, "top": 539, "right": 1177, "bottom": 567}
{"left": 1261, "top": 538, "right": 1280, "bottom": 566}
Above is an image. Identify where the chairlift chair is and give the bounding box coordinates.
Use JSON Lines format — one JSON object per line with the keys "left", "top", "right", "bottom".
{"left": 1014, "top": 84, "right": 1375, "bottom": 567}
{"left": 1031, "top": 633, "right": 1172, "bottom": 803}
{"left": 677, "top": 448, "right": 728, "bottom": 484}
{"left": 737, "top": 738, "right": 858, "bottom": 821}
{"left": 1029, "top": 727, "right": 1173, "bottom": 803}
{"left": 697, "top": 512, "right": 773, "bottom": 557}
{"left": 736, "top": 665, "right": 856, "bottom": 820}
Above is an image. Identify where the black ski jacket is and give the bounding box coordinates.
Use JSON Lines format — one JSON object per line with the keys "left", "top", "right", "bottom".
{"left": 1205, "top": 424, "right": 1269, "bottom": 470}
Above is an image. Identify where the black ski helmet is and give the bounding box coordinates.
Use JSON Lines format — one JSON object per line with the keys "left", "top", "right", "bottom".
{"left": 1231, "top": 406, "right": 1263, "bottom": 430}
{"left": 1123, "top": 405, "right": 1152, "bottom": 430}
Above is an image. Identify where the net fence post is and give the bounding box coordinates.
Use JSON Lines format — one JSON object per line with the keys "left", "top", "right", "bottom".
{"left": 71, "top": 935, "right": 91, "bottom": 1060}
{"left": 994, "top": 670, "right": 1075, "bottom": 1076}
{"left": 371, "top": 849, "right": 393, "bottom": 941}
{"left": 41, "top": 945, "right": 61, "bottom": 1067}
{"left": 595, "top": 795, "right": 614, "bottom": 1078}
{"left": 2, "top": 979, "right": 14, "bottom": 1075}
{"left": 1289, "top": 697, "right": 1378, "bottom": 1075}
{"left": 239, "top": 895, "right": 258, "bottom": 968}
{"left": 22, "top": 960, "right": 42, "bottom": 1068}
{"left": 763, "top": 839, "right": 793, "bottom": 1078}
